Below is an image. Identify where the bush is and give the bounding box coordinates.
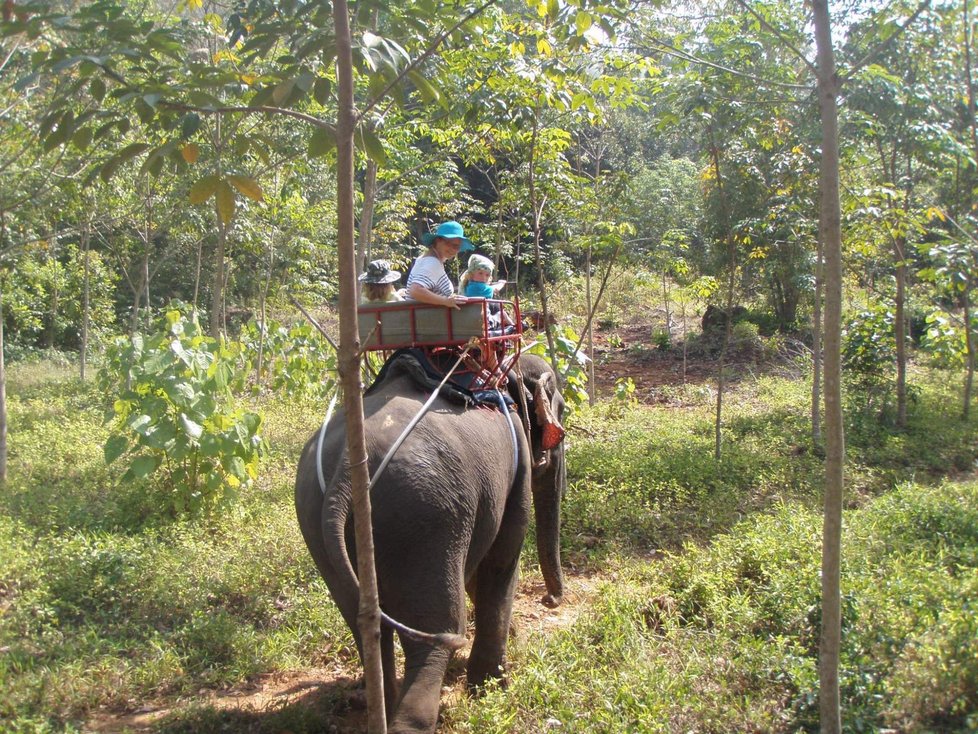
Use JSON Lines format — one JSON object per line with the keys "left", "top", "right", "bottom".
{"left": 99, "top": 306, "right": 264, "bottom": 518}
{"left": 239, "top": 318, "right": 337, "bottom": 398}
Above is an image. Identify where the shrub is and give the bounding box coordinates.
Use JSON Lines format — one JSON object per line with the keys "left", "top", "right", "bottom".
{"left": 524, "top": 324, "right": 590, "bottom": 410}
{"left": 239, "top": 318, "right": 337, "bottom": 398}
{"left": 99, "top": 306, "right": 264, "bottom": 518}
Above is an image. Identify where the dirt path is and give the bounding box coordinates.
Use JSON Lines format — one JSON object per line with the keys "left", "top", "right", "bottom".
{"left": 84, "top": 572, "right": 603, "bottom": 733}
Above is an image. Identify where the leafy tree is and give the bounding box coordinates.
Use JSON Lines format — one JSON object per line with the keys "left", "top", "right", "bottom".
{"left": 100, "top": 306, "right": 263, "bottom": 518}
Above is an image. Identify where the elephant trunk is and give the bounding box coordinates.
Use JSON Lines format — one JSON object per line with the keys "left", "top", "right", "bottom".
{"left": 532, "top": 446, "right": 565, "bottom": 608}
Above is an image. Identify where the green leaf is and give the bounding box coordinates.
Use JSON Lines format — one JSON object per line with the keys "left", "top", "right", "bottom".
{"left": 90, "top": 77, "right": 106, "bottom": 102}
{"left": 180, "top": 413, "right": 204, "bottom": 441}
{"left": 313, "top": 76, "right": 331, "bottom": 105}
{"left": 129, "top": 455, "right": 158, "bottom": 479}
{"left": 356, "top": 126, "right": 387, "bottom": 166}
{"left": 272, "top": 77, "right": 296, "bottom": 105}
{"left": 100, "top": 142, "right": 151, "bottom": 182}
{"left": 188, "top": 175, "right": 220, "bottom": 204}
{"left": 181, "top": 113, "right": 202, "bottom": 139}
{"left": 128, "top": 414, "right": 153, "bottom": 435}
{"left": 308, "top": 126, "right": 336, "bottom": 158}
{"left": 72, "top": 127, "right": 94, "bottom": 151}
{"left": 104, "top": 435, "right": 129, "bottom": 465}
{"left": 407, "top": 70, "right": 440, "bottom": 105}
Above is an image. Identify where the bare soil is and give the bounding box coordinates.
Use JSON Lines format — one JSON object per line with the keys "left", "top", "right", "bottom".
{"left": 84, "top": 573, "right": 602, "bottom": 734}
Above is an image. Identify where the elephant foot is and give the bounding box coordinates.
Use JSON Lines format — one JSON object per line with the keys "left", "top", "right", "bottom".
{"left": 466, "top": 654, "right": 507, "bottom": 694}
{"left": 541, "top": 592, "right": 562, "bottom": 608}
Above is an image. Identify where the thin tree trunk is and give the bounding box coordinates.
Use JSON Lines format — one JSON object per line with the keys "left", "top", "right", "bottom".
{"left": 964, "top": 290, "right": 975, "bottom": 419}
{"left": 81, "top": 219, "right": 90, "bottom": 381}
{"left": 256, "top": 235, "right": 274, "bottom": 386}
{"left": 358, "top": 159, "right": 378, "bottom": 275}
{"left": 0, "top": 279, "right": 7, "bottom": 482}
{"left": 192, "top": 236, "right": 204, "bottom": 312}
{"left": 333, "top": 1, "right": 386, "bottom": 730}
{"left": 813, "top": 2, "right": 845, "bottom": 730}
{"left": 894, "top": 238, "right": 908, "bottom": 428}
{"left": 812, "top": 232, "right": 824, "bottom": 443}
{"left": 210, "top": 114, "right": 227, "bottom": 339}
{"left": 586, "top": 245, "right": 595, "bottom": 405}
{"left": 709, "top": 141, "right": 735, "bottom": 463}
{"left": 527, "top": 109, "right": 558, "bottom": 374}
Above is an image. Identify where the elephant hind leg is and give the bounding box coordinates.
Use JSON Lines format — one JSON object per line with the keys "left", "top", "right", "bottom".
{"left": 388, "top": 640, "right": 454, "bottom": 734}
{"left": 466, "top": 552, "right": 520, "bottom": 691}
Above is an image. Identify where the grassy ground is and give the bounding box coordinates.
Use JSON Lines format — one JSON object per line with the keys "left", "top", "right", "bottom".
{"left": 1, "top": 358, "right": 976, "bottom": 733}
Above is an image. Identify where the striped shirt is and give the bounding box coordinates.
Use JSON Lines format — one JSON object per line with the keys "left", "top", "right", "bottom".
{"left": 406, "top": 255, "right": 454, "bottom": 297}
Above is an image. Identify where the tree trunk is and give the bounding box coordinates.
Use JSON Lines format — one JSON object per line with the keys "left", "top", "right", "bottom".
{"left": 894, "top": 239, "right": 908, "bottom": 428}
{"left": 81, "top": 219, "right": 90, "bottom": 381}
{"left": 193, "top": 235, "right": 204, "bottom": 312}
{"left": 0, "top": 279, "right": 7, "bottom": 483}
{"left": 528, "top": 111, "right": 558, "bottom": 374}
{"left": 209, "top": 114, "right": 227, "bottom": 339}
{"left": 256, "top": 235, "right": 274, "bottom": 386}
{"left": 964, "top": 290, "right": 975, "bottom": 419}
{"left": 586, "top": 245, "right": 595, "bottom": 405}
{"left": 813, "top": 2, "right": 845, "bottom": 731}
{"left": 812, "top": 232, "right": 824, "bottom": 444}
{"left": 333, "top": 1, "right": 386, "bottom": 731}
{"left": 358, "top": 159, "right": 378, "bottom": 275}
{"left": 708, "top": 141, "right": 735, "bottom": 463}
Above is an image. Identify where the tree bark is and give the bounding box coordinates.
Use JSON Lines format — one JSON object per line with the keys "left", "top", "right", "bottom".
{"left": 586, "top": 245, "right": 595, "bottom": 405}
{"left": 0, "top": 278, "right": 7, "bottom": 483}
{"left": 209, "top": 114, "right": 227, "bottom": 339}
{"left": 812, "top": 231, "right": 824, "bottom": 444}
{"left": 358, "top": 159, "right": 378, "bottom": 275}
{"left": 708, "top": 140, "right": 735, "bottom": 463}
{"left": 964, "top": 290, "right": 975, "bottom": 419}
{"left": 894, "top": 238, "right": 908, "bottom": 428}
{"left": 81, "top": 219, "right": 90, "bottom": 381}
{"left": 812, "top": 2, "right": 845, "bottom": 731}
{"left": 333, "top": 1, "right": 386, "bottom": 731}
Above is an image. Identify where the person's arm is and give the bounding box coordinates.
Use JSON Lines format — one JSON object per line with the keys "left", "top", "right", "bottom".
{"left": 408, "top": 282, "right": 467, "bottom": 308}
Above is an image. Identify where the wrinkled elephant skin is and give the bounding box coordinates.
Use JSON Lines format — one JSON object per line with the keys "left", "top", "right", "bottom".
{"left": 294, "top": 354, "right": 566, "bottom": 734}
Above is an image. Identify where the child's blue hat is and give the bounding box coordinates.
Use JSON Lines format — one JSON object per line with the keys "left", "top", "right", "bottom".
{"left": 421, "top": 221, "right": 475, "bottom": 252}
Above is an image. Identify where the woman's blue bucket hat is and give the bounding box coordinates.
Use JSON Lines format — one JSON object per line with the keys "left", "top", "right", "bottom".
{"left": 421, "top": 221, "right": 475, "bottom": 252}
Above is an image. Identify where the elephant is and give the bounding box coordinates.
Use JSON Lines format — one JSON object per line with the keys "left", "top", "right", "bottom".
{"left": 294, "top": 352, "right": 566, "bottom": 734}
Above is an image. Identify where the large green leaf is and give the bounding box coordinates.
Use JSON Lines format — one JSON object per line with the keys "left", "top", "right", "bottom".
{"left": 104, "top": 435, "right": 129, "bottom": 465}
{"left": 356, "top": 126, "right": 387, "bottom": 166}
{"left": 308, "top": 126, "right": 336, "bottom": 158}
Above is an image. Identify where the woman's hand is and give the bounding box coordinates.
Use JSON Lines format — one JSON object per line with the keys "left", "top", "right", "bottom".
{"left": 445, "top": 294, "right": 468, "bottom": 309}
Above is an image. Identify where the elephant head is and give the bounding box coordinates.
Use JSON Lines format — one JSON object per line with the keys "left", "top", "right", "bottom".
{"left": 510, "top": 353, "right": 567, "bottom": 608}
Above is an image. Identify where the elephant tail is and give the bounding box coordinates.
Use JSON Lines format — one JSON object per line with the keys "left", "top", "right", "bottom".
{"left": 379, "top": 611, "right": 467, "bottom": 651}
{"left": 322, "top": 487, "right": 466, "bottom": 652}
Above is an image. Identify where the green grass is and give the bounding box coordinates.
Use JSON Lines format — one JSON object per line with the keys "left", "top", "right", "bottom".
{"left": 1, "top": 359, "right": 976, "bottom": 732}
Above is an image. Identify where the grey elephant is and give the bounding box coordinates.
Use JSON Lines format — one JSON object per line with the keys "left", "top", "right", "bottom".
{"left": 294, "top": 352, "right": 566, "bottom": 734}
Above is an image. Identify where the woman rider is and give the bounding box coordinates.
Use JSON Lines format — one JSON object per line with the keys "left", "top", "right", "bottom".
{"left": 406, "top": 221, "right": 474, "bottom": 309}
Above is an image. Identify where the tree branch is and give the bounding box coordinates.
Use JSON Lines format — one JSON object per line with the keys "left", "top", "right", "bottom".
{"left": 356, "top": 0, "right": 501, "bottom": 123}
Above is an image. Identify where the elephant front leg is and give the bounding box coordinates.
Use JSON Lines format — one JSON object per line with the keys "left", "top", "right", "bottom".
{"left": 467, "top": 554, "right": 520, "bottom": 690}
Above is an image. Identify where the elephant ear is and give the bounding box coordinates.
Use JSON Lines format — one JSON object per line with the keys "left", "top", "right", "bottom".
{"left": 533, "top": 373, "right": 565, "bottom": 451}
